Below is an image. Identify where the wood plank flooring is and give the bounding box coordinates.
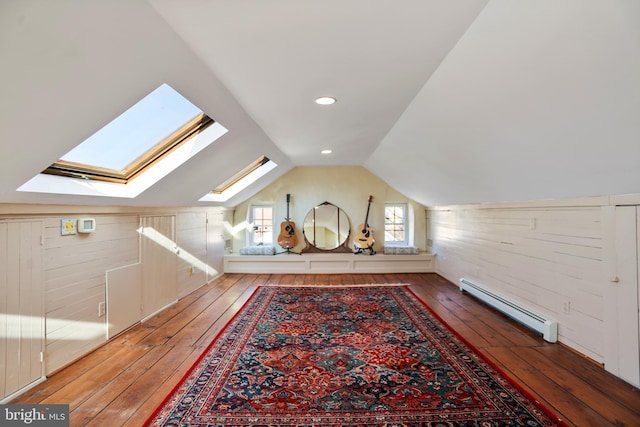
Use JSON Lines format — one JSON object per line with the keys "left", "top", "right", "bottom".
{"left": 12, "top": 273, "right": 640, "bottom": 426}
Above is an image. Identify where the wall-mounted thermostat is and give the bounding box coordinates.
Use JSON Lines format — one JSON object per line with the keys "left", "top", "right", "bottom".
{"left": 78, "top": 218, "right": 96, "bottom": 233}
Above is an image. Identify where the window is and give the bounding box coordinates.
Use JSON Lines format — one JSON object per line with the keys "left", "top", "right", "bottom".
{"left": 384, "top": 203, "right": 408, "bottom": 245}
{"left": 18, "top": 84, "right": 228, "bottom": 198}
{"left": 43, "top": 84, "right": 212, "bottom": 183}
{"left": 199, "top": 156, "right": 278, "bottom": 203}
{"left": 250, "top": 205, "right": 273, "bottom": 246}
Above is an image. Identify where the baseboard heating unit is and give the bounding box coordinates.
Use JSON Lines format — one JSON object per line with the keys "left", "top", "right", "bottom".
{"left": 459, "top": 278, "right": 558, "bottom": 343}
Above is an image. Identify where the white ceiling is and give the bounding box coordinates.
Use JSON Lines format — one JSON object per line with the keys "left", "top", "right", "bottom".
{"left": 1, "top": 0, "right": 639, "bottom": 208}
{"left": 149, "top": 0, "right": 489, "bottom": 167}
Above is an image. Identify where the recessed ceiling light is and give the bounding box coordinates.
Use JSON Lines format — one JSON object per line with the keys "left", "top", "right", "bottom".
{"left": 315, "top": 96, "right": 336, "bottom": 105}
{"left": 321, "top": 149, "right": 333, "bottom": 154}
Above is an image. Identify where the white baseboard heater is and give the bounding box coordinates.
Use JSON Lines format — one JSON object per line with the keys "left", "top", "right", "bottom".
{"left": 459, "top": 278, "right": 558, "bottom": 343}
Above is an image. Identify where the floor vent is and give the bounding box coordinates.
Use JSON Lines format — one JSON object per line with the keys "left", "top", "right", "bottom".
{"left": 460, "top": 278, "right": 558, "bottom": 343}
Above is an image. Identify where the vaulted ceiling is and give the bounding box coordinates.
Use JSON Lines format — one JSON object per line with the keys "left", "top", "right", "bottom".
{"left": 1, "top": 1, "right": 639, "bottom": 208}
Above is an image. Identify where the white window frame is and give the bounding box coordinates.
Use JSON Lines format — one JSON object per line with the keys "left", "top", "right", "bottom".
{"left": 384, "top": 202, "right": 408, "bottom": 246}
{"left": 249, "top": 204, "right": 274, "bottom": 246}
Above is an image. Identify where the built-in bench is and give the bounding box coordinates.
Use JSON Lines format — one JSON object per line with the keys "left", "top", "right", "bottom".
{"left": 224, "top": 252, "right": 435, "bottom": 274}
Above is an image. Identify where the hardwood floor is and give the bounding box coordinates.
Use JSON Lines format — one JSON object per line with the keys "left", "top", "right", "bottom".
{"left": 12, "top": 273, "right": 640, "bottom": 426}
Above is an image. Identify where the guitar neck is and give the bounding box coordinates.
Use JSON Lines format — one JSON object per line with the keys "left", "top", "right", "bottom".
{"left": 285, "top": 194, "right": 291, "bottom": 220}
{"left": 363, "top": 196, "right": 373, "bottom": 225}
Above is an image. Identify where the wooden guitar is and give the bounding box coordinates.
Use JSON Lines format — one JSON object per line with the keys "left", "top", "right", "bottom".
{"left": 354, "top": 195, "right": 375, "bottom": 254}
{"left": 277, "top": 194, "right": 298, "bottom": 249}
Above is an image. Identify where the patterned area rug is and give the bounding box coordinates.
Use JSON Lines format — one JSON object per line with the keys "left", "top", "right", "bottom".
{"left": 146, "top": 286, "right": 565, "bottom": 426}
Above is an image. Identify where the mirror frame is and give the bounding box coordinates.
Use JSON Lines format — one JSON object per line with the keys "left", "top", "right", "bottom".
{"left": 301, "top": 201, "right": 351, "bottom": 253}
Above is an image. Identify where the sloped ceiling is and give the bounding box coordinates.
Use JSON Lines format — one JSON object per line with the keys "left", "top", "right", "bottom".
{"left": 1, "top": 0, "right": 639, "bottom": 208}
{"left": 368, "top": 1, "right": 640, "bottom": 206}
{"left": 0, "top": 0, "right": 294, "bottom": 208}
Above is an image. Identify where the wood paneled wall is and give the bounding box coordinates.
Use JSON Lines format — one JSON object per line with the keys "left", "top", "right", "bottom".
{"left": 429, "top": 202, "right": 607, "bottom": 363}
{"left": 44, "top": 214, "right": 140, "bottom": 372}
{"left": 0, "top": 220, "right": 44, "bottom": 399}
{"left": 1, "top": 206, "right": 226, "bottom": 380}
{"left": 176, "top": 211, "right": 208, "bottom": 298}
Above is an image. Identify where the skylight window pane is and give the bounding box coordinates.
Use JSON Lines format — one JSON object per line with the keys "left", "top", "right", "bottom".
{"left": 21, "top": 83, "right": 228, "bottom": 198}
{"left": 212, "top": 156, "right": 271, "bottom": 194}
{"left": 60, "top": 84, "right": 202, "bottom": 172}
{"left": 199, "top": 157, "right": 278, "bottom": 203}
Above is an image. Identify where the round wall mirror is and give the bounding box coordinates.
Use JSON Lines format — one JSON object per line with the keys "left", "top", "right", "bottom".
{"left": 302, "top": 201, "right": 351, "bottom": 253}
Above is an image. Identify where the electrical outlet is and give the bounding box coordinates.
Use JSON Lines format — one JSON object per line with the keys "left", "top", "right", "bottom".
{"left": 98, "top": 301, "right": 106, "bottom": 317}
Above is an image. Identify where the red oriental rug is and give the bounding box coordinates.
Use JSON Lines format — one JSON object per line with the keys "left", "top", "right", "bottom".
{"left": 146, "top": 286, "right": 566, "bottom": 426}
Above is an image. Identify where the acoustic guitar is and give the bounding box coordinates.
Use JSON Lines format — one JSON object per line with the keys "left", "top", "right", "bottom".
{"left": 354, "top": 195, "right": 375, "bottom": 254}
{"left": 277, "top": 194, "right": 298, "bottom": 249}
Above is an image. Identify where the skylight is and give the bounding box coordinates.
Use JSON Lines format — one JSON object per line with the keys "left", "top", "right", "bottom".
{"left": 44, "top": 84, "right": 211, "bottom": 183}
{"left": 18, "top": 84, "right": 228, "bottom": 198}
{"left": 199, "top": 156, "right": 277, "bottom": 203}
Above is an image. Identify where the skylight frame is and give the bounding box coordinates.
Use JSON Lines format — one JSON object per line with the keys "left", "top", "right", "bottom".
{"left": 41, "top": 82, "right": 215, "bottom": 185}
{"left": 18, "top": 83, "right": 229, "bottom": 199}
{"left": 199, "top": 156, "right": 277, "bottom": 203}
{"left": 43, "top": 113, "right": 213, "bottom": 184}
{"left": 18, "top": 121, "right": 228, "bottom": 199}
{"left": 211, "top": 156, "right": 271, "bottom": 195}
